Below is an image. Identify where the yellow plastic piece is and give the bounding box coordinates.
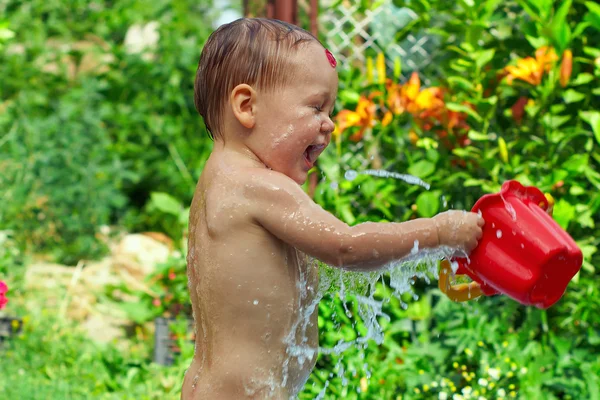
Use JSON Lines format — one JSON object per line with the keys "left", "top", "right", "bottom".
{"left": 439, "top": 259, "right": 484, "bottom": 302}
{"left": 544, "top": 193, "right": 554, "bottom": 216}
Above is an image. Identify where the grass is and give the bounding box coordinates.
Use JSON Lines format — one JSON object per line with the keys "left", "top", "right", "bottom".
{"left": 0, "top": 289, "right": 186, "bottom": 399}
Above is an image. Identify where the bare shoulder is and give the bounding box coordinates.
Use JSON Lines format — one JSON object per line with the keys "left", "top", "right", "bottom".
{"left": 237, "top": 168, "right": 314, "bottom": 210}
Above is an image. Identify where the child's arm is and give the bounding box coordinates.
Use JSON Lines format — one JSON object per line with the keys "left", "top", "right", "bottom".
{"left": 247, "top": 170, "right": 483, "bottom": 271}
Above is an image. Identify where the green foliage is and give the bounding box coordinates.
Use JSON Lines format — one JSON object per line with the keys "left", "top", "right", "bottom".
{"left": 309, "top": 0, "right": 600, "bottom": 398}
{"left": 2, "top": 0, "right": 599, "bottom": 399}
{"left": 105, "top": 253, "right": 189, "bottom": 325}
{"left": 0, "top": 310, "right": 186, "bottom": 399}
{"left": 0, "top": 0, "right": 214, "bottom": 263}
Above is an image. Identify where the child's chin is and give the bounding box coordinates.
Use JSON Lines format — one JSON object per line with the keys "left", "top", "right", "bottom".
{"left": 291, "top": 171, "right": 308, "bottom": 185}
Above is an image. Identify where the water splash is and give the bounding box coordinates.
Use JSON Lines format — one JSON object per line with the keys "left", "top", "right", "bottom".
{"left": 344, "top": 169, "right": 430, "bottom": 189}
{"left": 284, "top": 246, "right": 460, "bottom": 398}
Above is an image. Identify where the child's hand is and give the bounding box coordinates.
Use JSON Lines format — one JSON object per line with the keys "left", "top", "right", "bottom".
{"left": 433, "top": 210, "right": 484, "bottom": 254}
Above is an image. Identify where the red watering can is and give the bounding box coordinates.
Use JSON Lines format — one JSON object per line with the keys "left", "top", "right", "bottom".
{"left": 439, "top": 180, "right": 583, "bottom": 309}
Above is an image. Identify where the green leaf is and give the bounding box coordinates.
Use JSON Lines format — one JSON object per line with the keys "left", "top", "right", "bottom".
{"left": 583, "top": 46, "right": 600, "bottom": 58}
{"left": 119, "top": 301, "right": 157, "bottom": 324}
{"left": 407, "top": 159, "right": 435, "bottom": 178}
{"left": 467, "top": 130, "right": 494, "bottom": 141}
{"left": 526, "top": 35, "right": 548, "bottom": 49}
{"left": 446, "top": 102, "right": 482, "bottom": 122}
{"left": 573, "top": 21, "right": 591, "bottom": 38}
{"left": 580, "top": 111, "right": 600, "bottom": 144}
{"left": 551, "top": 0, "right": 572, "bottom": 51}
{"left": 416, "top": 191, "right": 440, "bottom": 218}
{"left": 474, "top": 49, "right": 495, "bottom": 69}
{"left": 585, "top": 1, "right": 600, "bottom": 30}
{"left": 552, "top": 22, "right": 571, "bottom": 53}
{"left": 339, "top": 203, "right": 356, "bottom": 225}
{"left": 577, "top": 210, "right": 595, "bottom": 228}
{"left": 542, "top": 114, "right": 570, "bottom": 129}
{"left": 562, "top": 154, "right": 588, "bottom": 173}
{"left": 339, "top": 89, "right": 360, "bottom": 104}
{"left": 582, "top": 363, "right": 600, "bottom": 400}
{"left": 178, "top": 207, "right": 190, "bottom": 225}
{"left": 150, "top": 192, "right": 183, "bottom": 216}
{"left": 447, "top": 76, "right": 475, "bottom": 92}
{"left": 562, "top": 89, "right": 586, "bottom": 103}
{"left": 552, "top": 199, "right": 575, "bottom": 229}
{"left": 569, "top": 186, "right": 585, "bottom": 196}
{"left": 571, "top": 73, "right": 595, "bottom": 85}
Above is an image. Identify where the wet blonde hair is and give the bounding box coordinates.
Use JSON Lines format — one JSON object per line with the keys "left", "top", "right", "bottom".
{"left": 194, "top": 18, "right": 320, "bottom": 139}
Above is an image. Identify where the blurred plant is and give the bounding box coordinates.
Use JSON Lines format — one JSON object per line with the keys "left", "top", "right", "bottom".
{"left": 0, "top": 0, "right": 215, "bottom": 263}
{"left": 107, "top": 252, "right": 189, "bottom": 325}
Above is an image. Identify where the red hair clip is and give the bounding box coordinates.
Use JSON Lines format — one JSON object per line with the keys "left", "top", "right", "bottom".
{"left": 325, "top": 49, "right": 337, "bottom": 68}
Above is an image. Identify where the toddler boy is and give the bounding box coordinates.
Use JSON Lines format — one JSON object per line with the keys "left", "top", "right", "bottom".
{"left": 182, "top": 17, "right": 483, "bottom": 400}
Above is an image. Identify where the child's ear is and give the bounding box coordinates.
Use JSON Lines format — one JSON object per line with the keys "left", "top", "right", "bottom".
{"left": 230, "top": 84, "right": 257, "bottom": 129}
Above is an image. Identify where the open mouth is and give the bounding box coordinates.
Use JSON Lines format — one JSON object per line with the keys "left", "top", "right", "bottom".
{"left": 303, "top": 144, "right": 325, "bottom": 168}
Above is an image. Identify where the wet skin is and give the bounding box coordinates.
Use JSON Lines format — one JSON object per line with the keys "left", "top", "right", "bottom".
{"left": 181, "top": 42, "right": 483, "bottom": 400}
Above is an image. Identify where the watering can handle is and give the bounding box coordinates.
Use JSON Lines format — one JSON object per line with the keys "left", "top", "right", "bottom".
{"left": 438, "top": 259, "right": 484, "bottom": 302}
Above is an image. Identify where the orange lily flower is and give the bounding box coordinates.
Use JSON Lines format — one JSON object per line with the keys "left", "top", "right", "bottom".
{"left": 503, "top": 46, "right": 558, "bottom": 86}
{"left": 387, "top": 72, "right": 445, "bottom": 118}
{"left": 334, "top": 96, "right": 377, "bottom": 141}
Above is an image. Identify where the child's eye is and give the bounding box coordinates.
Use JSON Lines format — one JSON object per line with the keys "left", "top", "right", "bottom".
{"left": 313, "top": 105, "right": 323, "bottom": 112}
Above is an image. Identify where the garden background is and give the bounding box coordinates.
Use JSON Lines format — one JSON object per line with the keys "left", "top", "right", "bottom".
{"left": 1, "top": 0, "right": 600, "bottom": 399}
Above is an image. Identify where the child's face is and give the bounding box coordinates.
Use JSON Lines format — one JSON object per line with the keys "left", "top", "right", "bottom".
{"left": 251, "top": 42, "right": 338, "bottom": 184}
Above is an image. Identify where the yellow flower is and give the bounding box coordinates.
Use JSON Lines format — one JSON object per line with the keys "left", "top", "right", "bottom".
{"left": 423, "top": 384, "right": 430, "bottom": 392}
{"left": 377, "top": 52, "right": 386, "bottom": 84}
{"left": 360, "top": 377, "right": 368, "bottom": 393}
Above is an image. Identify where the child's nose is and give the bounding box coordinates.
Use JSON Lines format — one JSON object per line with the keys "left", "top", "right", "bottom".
{"left": 321, "top": 117, "right": 335, "bottom": 135}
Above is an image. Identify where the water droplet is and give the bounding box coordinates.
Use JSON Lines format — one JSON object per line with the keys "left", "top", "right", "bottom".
{"left": 411, "top": 240, "right": 419, "bottom": 255}
{"left": 496, "top": 230, "right": 503, "bottom": 238}
{"left": 344, "top": 170, "right": 358, "bottom": 181}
